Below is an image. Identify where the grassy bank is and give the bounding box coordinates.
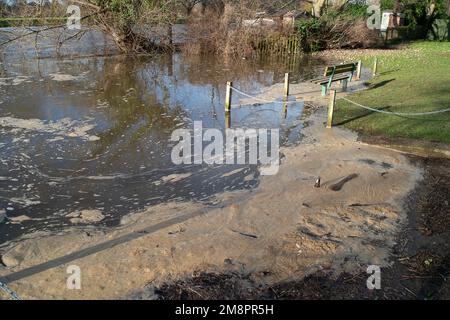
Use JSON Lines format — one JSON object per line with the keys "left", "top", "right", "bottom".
{"left": 333, "top": 41, "right": 450, "bottom": 143}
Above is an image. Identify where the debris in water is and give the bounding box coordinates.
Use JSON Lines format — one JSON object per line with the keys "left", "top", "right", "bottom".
{"left": 0, "top": 116, "right": 99, "bottom": 141}
{"left": 329, "top": 173, "right": 359, "bottom": 191}
{"left": 9, "top": 215, "right": 31, "bottom": 223}
{"left": 67, "top": 209, "right": 105, "bottom": 224}
{"left": 0, "top": 209, "right": 6, "bottom": 223}
{"left": 161, "top": 173, "right": 192, "bottom": 183}
{"left": 230, "top": 229, "right": 258, "bottom": 239}
{"left": 48, "top": 73, "right": 84, "bottom": 82}
{"left": 314, "top": 177, "right": 321, "bottom": 188}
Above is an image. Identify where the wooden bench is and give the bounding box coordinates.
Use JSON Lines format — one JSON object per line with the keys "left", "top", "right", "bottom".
{"left": 311, "top": 62, "right": 358, "bottom": 96}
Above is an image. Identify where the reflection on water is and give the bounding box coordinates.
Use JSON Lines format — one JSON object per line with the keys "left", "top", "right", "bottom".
{"left": 0, "top": 52, "right": 325, "bottom": 243}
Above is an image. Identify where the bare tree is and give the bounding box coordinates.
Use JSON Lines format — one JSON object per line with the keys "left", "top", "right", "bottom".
{"left": 72, "top": 0, "right": 175, "bottom": 53}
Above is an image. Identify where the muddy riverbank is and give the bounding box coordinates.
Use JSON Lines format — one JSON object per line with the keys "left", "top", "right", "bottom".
{"left": 0, "top": 102, "right": 422, "bottom": 299}
{"left": 151, "top": 157, "right": 450, "bottom": 300}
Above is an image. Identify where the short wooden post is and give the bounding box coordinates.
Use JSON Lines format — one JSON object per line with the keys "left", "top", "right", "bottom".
{"left": 284, "top": 73, "right": 290, "bottom": 99}
{"left": 373, "top": 57, "right": 378, "bottom": 77}
{"left": 327, "top": 90, "right": 336, "bottom": 129}
{"left": 225, "top": 81, "right": 232, "bottom": 112}
{"left": 282, "top": 101, "right": 288, "bottom": 119}
{"left": 356, "top": 60, "right": 362, "bottom": 80}
{"left": 225, "top": 110, "right": 231, "bottom": 129}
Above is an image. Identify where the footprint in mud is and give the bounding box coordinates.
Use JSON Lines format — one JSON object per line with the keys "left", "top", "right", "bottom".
{"left": 329, "top": 173, "right": 359, "bottom": 191}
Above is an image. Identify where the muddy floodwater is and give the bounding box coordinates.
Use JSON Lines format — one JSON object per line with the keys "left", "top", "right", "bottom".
{"left": 0, "top": 47, "right": 326, "bottom": 244}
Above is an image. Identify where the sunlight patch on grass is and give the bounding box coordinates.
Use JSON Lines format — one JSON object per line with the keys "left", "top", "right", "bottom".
{"left": 333, "top": 41, "right": 450, "bottom": 143}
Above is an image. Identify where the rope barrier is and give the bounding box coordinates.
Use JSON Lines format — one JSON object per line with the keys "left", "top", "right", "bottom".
{"left": 341, "top": 97, "right": 450, "bottom": 116}
{"left": 0, "top": 280, "right": 21, "bottom": 300}
{"left": 230, "top": 86, "right": 300, "bottom": 106}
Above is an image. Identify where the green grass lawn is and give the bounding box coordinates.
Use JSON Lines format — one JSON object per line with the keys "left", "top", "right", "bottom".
{"left": 333, "top": 41, "right": 450, "bottom": 144}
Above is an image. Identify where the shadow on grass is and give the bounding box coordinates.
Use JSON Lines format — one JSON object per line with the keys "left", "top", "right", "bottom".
{"left": 377, "top": 69, "right": 400, "bottom": 76}
{"left": 335, "top": 105, "right": 450, "bottom": 129}
{"left": 367, "top": 79, "right": 396, "bottom": 90}
{"left": 334, "top": 106, "right": 392, "bottom": 126}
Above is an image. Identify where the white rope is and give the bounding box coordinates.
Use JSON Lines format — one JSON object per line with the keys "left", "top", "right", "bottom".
{"left": 341, "top": 97, "right": 450, "bottom": 116}
{"left": 0, "top": 280, "right": 21, "bottom": 300}
{"left": 230, "top": 86, "right": 300, "bottom": 105}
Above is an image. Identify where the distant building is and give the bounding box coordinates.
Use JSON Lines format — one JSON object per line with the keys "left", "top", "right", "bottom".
{"left": 380, "top": 11, "right": 406, "bottom": 40}
{"left": 380, "top": 11, "right": 405, "bottom": 32}
{"left": 242, "top": 10, "right": 309, "bottom": 29}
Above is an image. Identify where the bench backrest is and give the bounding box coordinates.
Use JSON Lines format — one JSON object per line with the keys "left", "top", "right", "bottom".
{"left": 323, "top": 63, "right": 357, "bottom": 77}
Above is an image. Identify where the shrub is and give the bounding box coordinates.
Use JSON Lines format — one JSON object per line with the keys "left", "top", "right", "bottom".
{"left": 295, "top": 7, "right": 380, "bottom": 52}
{"left": 183, "top": 3, "right": 297, "bottom": 58}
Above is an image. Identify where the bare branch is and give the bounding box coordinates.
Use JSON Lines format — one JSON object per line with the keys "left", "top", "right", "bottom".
{"left": 0, "top": 9, "right": 105, "bottom": 47}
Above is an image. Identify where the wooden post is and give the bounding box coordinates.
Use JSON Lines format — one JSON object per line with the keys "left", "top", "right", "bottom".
{"left": 373, "top": 57, "right": 378, "bottom": 77}
{"left": 284, "top": 73, "right": 290, "bottom": 99}
{"left": 327, "top": 90, "right": 336, "bottom": 129}
{"left": 225, "top": 110, "right": 231, "bottom": 129}
{"left": 356, "top": 60, "right": 362, "bottom": 80}
{"left": 282, "top": 101, "right": 288, "bottom": 119}
{"left": 225, "top": 81, "right": 232, "bottom": 112}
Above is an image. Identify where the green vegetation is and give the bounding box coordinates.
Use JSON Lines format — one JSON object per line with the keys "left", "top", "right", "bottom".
{"left": 296, "top": 0, "right": 450, "bottom": 51}
{"left": 333, "top": 41, "right": 450, "bottom": 143}
{"left": 295, "top": 3, "right": 377, "bottom": 53}
{"left": 332, "top": 3, "right": 369, "bottom": 18}
{"left": 379, "top": 0, "right": 449, "bottom": 39}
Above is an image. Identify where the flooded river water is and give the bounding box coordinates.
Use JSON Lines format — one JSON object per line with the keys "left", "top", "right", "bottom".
{"left": 0, "top": 43, "right": 325, "bottom": 244}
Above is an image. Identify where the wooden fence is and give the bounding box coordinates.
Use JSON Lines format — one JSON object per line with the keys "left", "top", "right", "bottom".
{"left": 257, "top": 34, "right": 300, "bottom": 57}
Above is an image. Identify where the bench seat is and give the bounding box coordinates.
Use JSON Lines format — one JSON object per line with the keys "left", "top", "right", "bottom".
{"left": 311, "top": 73, "right": 351, "bottom": 85}
{"left": 310, "top": 62, "right": 358, "bottom": 96}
